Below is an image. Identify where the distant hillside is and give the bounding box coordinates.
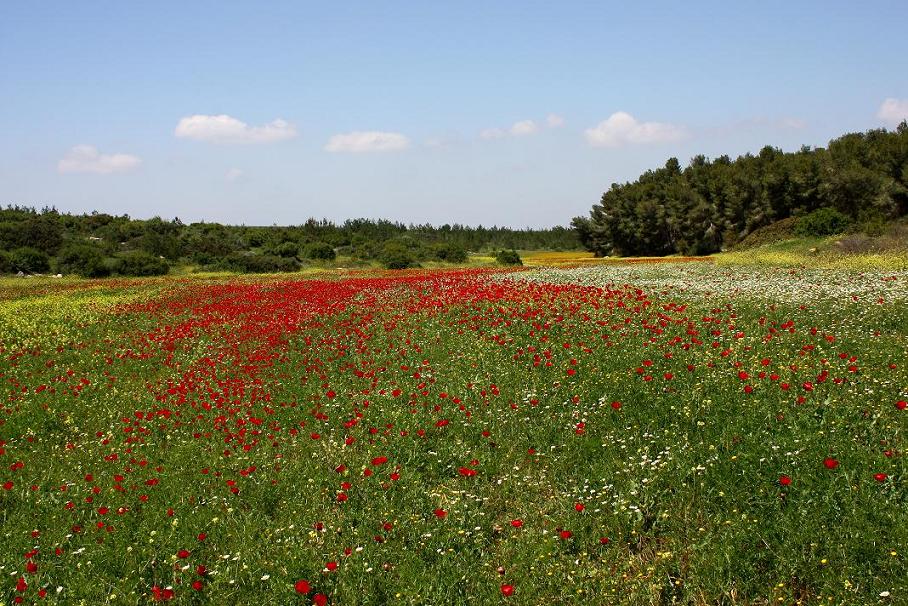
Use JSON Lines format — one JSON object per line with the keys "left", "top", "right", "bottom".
{"left": 573, "top": 122, "right": 908, "bottom": 257}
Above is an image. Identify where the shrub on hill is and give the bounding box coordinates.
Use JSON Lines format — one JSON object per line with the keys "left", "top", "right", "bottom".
{"left": 55, "top": 244, "right": 110, "bottom": 277}
{"left": 9, "top": 247, "right": 50, "bottom": 273}
{"left": 795, "top": 208, "right": 852, "bottom": 237}
{"left": 113, "top": 251, "right": 170, "bottom": 276}
{"left": 381, "top": 241, "right": 418, "bottom": 269}
{"left": 434, "top": 243, "right": 469, "bottom": 263}
{"left": 273, "top": 241, "right": 300, "bottom": 258}
{"left": 303, "top": 241, "right": 336, "bottom": 261}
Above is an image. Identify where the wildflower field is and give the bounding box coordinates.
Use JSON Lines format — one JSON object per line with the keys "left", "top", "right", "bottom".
{"left": 0, "top": 263, "right": 905, "bottom": 605}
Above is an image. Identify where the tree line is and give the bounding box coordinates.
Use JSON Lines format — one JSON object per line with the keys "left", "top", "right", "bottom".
{"left": 572, "top": 122, "right": 908, "bottom": 256}
{"left": 0, "top": 210, "right": 575, "bottom": 276}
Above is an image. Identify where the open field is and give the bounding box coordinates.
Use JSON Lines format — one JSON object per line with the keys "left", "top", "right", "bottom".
{"left": 0, "top": 262, "right": 906, "bottom": 605}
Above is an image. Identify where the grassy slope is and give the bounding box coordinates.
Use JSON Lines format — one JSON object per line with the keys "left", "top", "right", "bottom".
{"left": 717, "top": 220, "right": 908, "bottom": 271}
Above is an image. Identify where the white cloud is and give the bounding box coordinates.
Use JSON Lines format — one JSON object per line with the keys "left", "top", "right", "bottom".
{"left": 509, "top": 120, "right": 538, "bottom": 136}
{"left": 877, "top": 98, "right": 908, "bottom": 126}
{"left": 57, "top": 145, "right": 141, "bottom": 174}
{"left": 225, "top": 168, "right": 244, "bottom": 182}
{"left": 584, "top": 111, "right": 685, "bottom": 147}
{"left": 481, "top": 119, "right": 540, "bottom": 140}
{"left": 174, "top": 114, "right": 297, "bottom": 144}
{"left": 546, "top": 113, "right": 565, "bottom": 128}
{"left": 324, "top": 131, "right": 410, "bottom": 153}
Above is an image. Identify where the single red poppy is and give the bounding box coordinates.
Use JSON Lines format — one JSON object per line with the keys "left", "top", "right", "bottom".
{"left": 295, "top": 579, "right": 311, "bottom": 594}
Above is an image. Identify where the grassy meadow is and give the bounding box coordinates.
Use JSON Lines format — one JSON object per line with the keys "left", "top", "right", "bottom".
{"left": 0, "top": 257, "right": 905, "bottom": 605}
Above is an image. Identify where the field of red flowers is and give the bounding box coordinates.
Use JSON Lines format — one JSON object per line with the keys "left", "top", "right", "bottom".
{"left": 0, "top": 266, "right": 905, "bottom": 605}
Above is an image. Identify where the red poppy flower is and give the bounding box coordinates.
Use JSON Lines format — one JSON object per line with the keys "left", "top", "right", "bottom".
{"left": 313, "top": 594, "right": 328, "bottom": 606}
{"left": 559, "top": 530, "right": 572, "bottom": 539}
{"left": 874, "top": 473, "right": 888, "bottom": 482}
{"left": 295, "top": 579, "right": 311, "bottom": 594}
{"left": 510, "top": 519, "right": 523, "bottom": 528}
{"left": 896, "top": 400, "right": 906, "bottom": 410}
{"left": 779, "top": 475, "right": 792, "bottom": 486}
{"left": 434, "top": 508, "right": 447, "bottom": 518}
{"left": 501, "top": 584, "right": 515, "bottom": 597}
{"left": 823, "top": 457, "right": 839, "bottom": 469}
{"left": 574, "top": 503, "right": 585, "bottom": 512}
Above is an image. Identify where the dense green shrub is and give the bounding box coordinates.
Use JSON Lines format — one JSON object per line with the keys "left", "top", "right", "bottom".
{"left": 380, "top": 241, "right": 418, "bottom": 269}
{"left": 273, "top": 241, "right": 300, "bottom": 258}
{"left": 0, "top": 214, "right": 64, "bottom": 254}
{"left": 55, "top": 244, "right": 110, "bottom": 277}
{"left": 9, "top": 247, "right": 50, "bottom": 273}
{"left": 495, "top": 249, "right": 523, "bottom": 265}
{"left": 434, "top": 243, "right": 469, "bottom": 263}
{"left": 220, "top": 253, "right": 298, "bottom": 274}
{"left": 0, "top": 250, "right": 11, "bottom": 274}
{"left": 303, "top": 241, "right": 336, "bottom": 261}
{"left": 795, "top": 208, "right": 851, "bottom": 237}
{"left": 114, "top": 251, "right": 170, "bottom": 276}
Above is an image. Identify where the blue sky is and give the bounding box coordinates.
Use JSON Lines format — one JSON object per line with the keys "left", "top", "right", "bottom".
{"left": 2, "top": 1, "right": 907, "bottom": 227}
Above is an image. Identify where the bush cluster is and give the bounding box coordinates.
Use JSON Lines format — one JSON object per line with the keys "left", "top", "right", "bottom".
{"left": 495, "top": 249, "right": 523, "bottom": 265}
{"left": 794, "top": 208, "right": 852, "bottom": 237}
